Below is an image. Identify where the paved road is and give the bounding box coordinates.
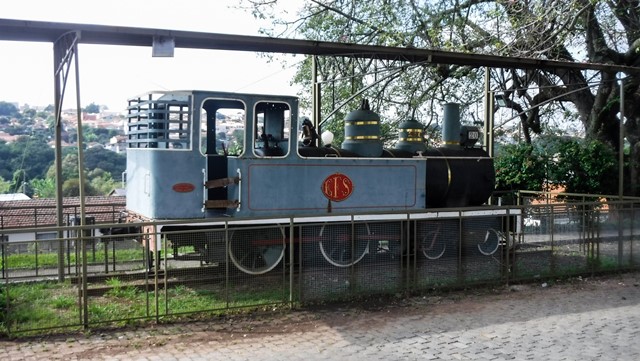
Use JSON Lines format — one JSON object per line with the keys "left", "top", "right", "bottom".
{"left": 3, "top": 271, "right": 640, "bottom": 360}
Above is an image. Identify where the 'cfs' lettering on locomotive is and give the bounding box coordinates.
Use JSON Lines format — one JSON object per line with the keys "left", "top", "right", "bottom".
{"left": 322, "top": 173, "right": 353, "bottom": 202}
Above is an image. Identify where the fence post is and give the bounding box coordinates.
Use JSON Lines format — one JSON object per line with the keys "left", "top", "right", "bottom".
{"left": 631, "top": 203, "right": 635, "bottom": 266}
{"left": 457, "top": 211, "right": 463, "bottom": 284}
{"left": 289, "top": 218, "right": 294, "bottom": 308}
{"left": 81, "top": 221, "right": 89, "bottom": 329}
{"left": 1, "top": 234, "right": 6, "bottom": 280}
{"left": 618, "top": 200, "right": 624, "bottom": 267}
{"left": 505, "top": 208, "right": 511, "bottom": 285}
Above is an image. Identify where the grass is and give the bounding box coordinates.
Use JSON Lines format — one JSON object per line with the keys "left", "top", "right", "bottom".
{"left": 1, "top": 276, "right": 288, "bottom": 336}
{"left": 1, "top": 281, "right": 79, "bottom": 335}
{"left": 3, "top": 248, "right": 145, "bottom": 269}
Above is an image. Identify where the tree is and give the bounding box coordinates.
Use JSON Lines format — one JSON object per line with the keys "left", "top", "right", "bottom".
{"left": 8, "top": 135, "right": 55, "bottom": 182}
{"left": 62, "top": 178, "right": 96, "bottom": 197}
{"left": 494, "top": 143, "right": 547, "bottom": 193}
{"left": 30, "top": 177, "right": 56, "bottom": 198}
{"left": 0, "top": 176, "right": 10, "bottom": 194}
{"left": 0, "top": 101, "right": 18, "bottom": 117}
{"left": 83, "top": 103, "right": 101, "bottom": 114}
{"left": 88, "top": 169, "right": 119, "bottom": 195}
{"left": 0, "top": 141, "right": 13, "bottom": 180}
{"left": 45, "top": 150, "right": 124, "bottom": 196}
{"left": 495, "top": 136, "right": 617, "bottom": 199}
{"left": 10, "top": 169, "right": 30, "bottom": 196}
{"left": 549, "top": 138, "right": 618, "bottom": 196}
{"left": 245, "top": 0, "right": 639, "bottom": 195}
{"left": 84, "top": 147, "right": 126, "bottom": 177}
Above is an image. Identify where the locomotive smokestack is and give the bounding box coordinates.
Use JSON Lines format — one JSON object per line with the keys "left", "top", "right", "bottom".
{"left": 342, "top": 99, "right": 383, "bottom": 157}
{"left": 442, "top": 103, "right": 460, "bottom": 148}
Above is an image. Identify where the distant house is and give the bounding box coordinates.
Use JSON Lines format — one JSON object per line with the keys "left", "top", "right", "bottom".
{"left": 0, "top": 193, "right": 30, "bottom": 201}
{"left": 0, "top": 131, "right": 20, "bottom": 143}
{"left": 0, "top": 195, "right": 126, "bottom": 253}
{"left": 82, "top": 112, "right": 99, "bottom": 121}
{"left": 107, "top": 135, "right": 127, "bottom": 153}
{"left": 109, "top": 188, "right": 126, "bottom": 197}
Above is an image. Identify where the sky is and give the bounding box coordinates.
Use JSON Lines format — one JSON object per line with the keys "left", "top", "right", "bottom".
{"left": 1, "top": 0, "right": 305, "bottom": 112}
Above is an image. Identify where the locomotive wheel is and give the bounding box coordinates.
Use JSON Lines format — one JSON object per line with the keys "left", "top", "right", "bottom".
{"left": 421, "top": 230, "right": 446, "bottom": 260}
{"left": 477, "top": 228, "right": 501, "bottom": 256}
{"left": 228, "top": 227, "right": 285, "bottom": 275}
{"left": 417, "top": 222, "right": 446, "bottom": 260}
{"left": 318, "top": 223, "right": 370, "bottom": 267}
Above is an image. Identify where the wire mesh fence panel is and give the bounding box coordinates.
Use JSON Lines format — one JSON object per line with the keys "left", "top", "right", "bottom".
{"left": 630, "top": 206, "right": 640, "bottom": 266}
{"left": 515, "top": 205, "right": 555, "bottom": 279}
{"left": 160, "top": 227, "right": 229, "bottom": 317}
{"left": 2, "top": 278, "right": 82, "bottom": 334}
{"left": 414, "top": 219, "right": 462, "bottom": 289}
{"left": 347, "top": 221, "right": 406, "bottom": 296}
{"left": 298, "top": 222, "right": 369, "bottom": 302}
{"left": 226, "top": 225, "right": 289, "bottom": 309}
{"left": 459, "top": 216, "right": 505, "bottom": 284}
{"left": 84, "top": 238, "right": 153, "bottom": 328}
{"left": 606, "top": 206, "right": 639, "bottom": 269}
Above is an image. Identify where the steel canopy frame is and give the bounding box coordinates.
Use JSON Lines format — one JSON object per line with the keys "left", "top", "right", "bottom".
{"left": 1, "top": 18, "right": 639, "bottom": 74}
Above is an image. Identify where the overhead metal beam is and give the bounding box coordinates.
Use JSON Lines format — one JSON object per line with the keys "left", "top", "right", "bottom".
{"left": 1, "top": 18, "right": 639, "bottom": 74}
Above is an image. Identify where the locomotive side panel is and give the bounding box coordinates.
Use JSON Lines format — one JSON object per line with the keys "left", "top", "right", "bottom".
{"left": 240, "top": 159, "right": 425, "bottom": 216}
{"left": 126, "top": 149, "right": 205, "bottom": 219}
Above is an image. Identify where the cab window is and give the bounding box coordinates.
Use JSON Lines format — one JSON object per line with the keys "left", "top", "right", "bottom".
{"left": 253, "top": 102, "right": 290, "bottom": 157}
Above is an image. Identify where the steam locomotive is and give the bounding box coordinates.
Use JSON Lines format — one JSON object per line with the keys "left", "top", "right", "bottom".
{"left": 120, "top": 90, "right": 499, "bottom": 274}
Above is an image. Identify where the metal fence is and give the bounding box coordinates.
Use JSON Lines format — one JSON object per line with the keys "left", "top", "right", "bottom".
{"left": 1, "top": 193, "right": 639, "bottom": 335}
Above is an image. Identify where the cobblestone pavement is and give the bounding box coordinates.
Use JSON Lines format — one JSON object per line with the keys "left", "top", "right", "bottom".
{"left": 3, "top": 272, "right": 640, "bottom": 361}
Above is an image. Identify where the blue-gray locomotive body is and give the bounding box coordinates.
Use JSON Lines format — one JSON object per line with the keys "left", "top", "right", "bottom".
{"left": 125, "top": 90, "right": 494, "bottom": 221}
{"left": 123, "top": 90, "right": 499, "bottom": 274}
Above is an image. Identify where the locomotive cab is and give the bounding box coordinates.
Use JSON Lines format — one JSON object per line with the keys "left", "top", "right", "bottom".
{"left": 125, "top": 91, "right": 298, "bottom": 220}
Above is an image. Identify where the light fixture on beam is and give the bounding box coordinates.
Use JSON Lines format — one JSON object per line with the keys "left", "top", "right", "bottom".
{"left": 152, "top": 36, "right": 175, "bottom": 57}
{"left": 495, "top": 93, "right": 507, "bottom": 107}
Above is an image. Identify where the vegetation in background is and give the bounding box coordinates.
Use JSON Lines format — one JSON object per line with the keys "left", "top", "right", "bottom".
{"left": 495, "top": 137, "right": 618, "bottom": 196}
{"left": 244, "top": 0, "right": 639, "bottom": 196}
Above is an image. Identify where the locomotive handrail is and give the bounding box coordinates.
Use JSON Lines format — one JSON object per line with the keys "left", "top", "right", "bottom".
{"left": 236, "top": 168, "right": 242, "bottom": 212}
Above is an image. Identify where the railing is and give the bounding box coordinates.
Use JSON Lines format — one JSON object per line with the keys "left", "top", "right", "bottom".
{"left": 1, "top": 195, "right": 638, "bottom": 336}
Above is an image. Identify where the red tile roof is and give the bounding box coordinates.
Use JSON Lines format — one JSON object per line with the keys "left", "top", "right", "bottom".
{"left": 0, "top": 196, "right": 126, "bottom": 229}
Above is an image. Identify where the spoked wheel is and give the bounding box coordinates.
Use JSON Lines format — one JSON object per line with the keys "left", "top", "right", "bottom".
{"left": 421, "top": 231, "right": 446, "bottom": 260}
{"left": 228, "top": 227, "right": 285, "bottom": 275}
{"left": 318, "top": 223, "right": 370, "bottom": 267}
{"left": 477, "top": 228, "right": 501, "bottom": 256}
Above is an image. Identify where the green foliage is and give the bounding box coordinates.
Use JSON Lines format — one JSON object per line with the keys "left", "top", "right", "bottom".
{"left": 7, "top": 135, "right": 55, "bottom": 183}
{"left": 10, "top": 169, "right": 30, "bottom": 195}
{"left": 61, "top": 178, "right": 92, "bottom": 197}
{"left": 30, "top": 177, "right": 56, "bottom": 198}
{"left": 550, "top": 138, "right": 618, "bottom": 195}
{"left": 0, "top": 176, "right": 10, "bottom": 193}
{"left": 88, "top": 169, "right": 119, "bottom": 195}
{"left": 76, "top": 126, "right": 120, "bottom": 145}
{"left": 495, "top": 137, "right": 619, "bottom": 195}
{"left": 1, "top": 282, "right": 79, "bottom": 333}
{"left": 105, "top": 277, "right": 139, "bottom": 299}
{"left": 51, "top": 295, "right": 76, "bottom": 309}
{"left": 494, "top": 143, "right": 547, "bottom": 191}
{"left": 83, "top": 103, "right": 101, "bottom": 113}
{"left": 44, "top": 148, "right": 125, "bottom": 196}
{"left": 84, "top": 146, "right": 126, "bottom": 176}
{"left": 0, "top": 101, "right": 19, "bottom": 116}
{"left": 0, "top": 102, "right": 125, "bottom": 195}
{"left": 4, "top": 248, "right": 143, "bottom": 269}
